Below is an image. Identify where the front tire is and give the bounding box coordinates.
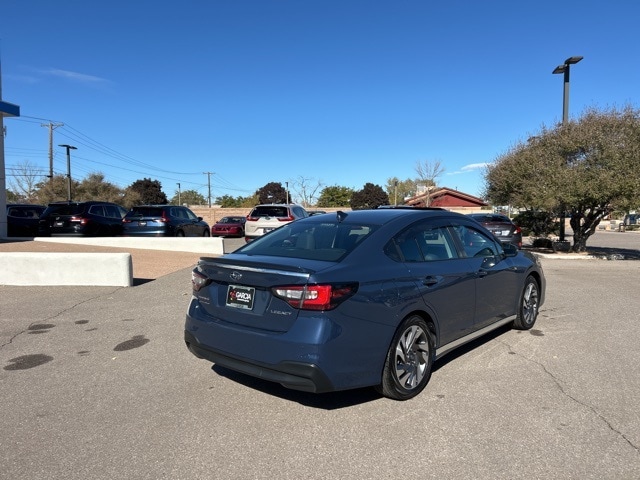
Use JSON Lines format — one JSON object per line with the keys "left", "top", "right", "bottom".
{"left": 377, "top": 315, "right": 434, "bottom": 401}
{"left": 513, "top": 275, "right": 540, "bottom": 330}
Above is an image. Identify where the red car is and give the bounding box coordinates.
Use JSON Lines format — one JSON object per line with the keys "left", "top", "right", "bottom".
{"left": 210, "top": 216, "right": 246, "bottom": 237}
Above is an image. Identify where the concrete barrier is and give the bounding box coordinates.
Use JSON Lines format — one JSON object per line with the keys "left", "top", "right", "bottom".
{"left": 0, "top": 252, "right": 133, "bottom": 287}
{"left": 33, "top": 236, "right": 225, "bottom": 254}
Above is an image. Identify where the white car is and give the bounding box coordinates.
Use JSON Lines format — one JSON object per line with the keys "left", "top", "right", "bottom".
{"left": 244, "top": 204, "right": 308, "bottom": 242}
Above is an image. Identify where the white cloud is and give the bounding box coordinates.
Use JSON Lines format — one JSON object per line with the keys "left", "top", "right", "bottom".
{"left": 46, "top": 68, "right": 109, "bottom": 84}
{"left": 446, "top": 163, "right": 490, "bottom": 176}
{"left": 460, "top": 163, "right": 489, "bottom": 172}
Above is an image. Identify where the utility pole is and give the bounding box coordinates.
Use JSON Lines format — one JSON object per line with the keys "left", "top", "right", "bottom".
{"left": 203, "top": 171, "right": 214, "bottom": 207}
{"left": 176, "top": 182, "right": 181, "bottom": 205}
{"left": 41, "top": 122, "right": 63, "bottom": 182}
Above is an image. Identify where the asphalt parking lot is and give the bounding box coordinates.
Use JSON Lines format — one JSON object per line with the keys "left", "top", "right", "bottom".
{"left": 1, "top": 232, "right": 639, "bottom": 479}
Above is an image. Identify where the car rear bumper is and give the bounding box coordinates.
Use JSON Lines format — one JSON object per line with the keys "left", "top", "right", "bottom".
{"left": 184, "top": 330, "right": 334, "bottom": 393}
{"left": 184, "top": 298, "right": 392, "bottom": 393}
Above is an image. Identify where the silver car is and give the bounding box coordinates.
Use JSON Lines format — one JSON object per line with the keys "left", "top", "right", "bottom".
{"left": 244, "top": 204, "right": 308, "bottom": 242}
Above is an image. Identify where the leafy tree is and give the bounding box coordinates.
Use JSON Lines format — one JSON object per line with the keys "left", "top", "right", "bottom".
{"left": 35, "top": 175, "right": 81, "bottom": 204}
{"left": 317, "top": 185, "right": 354, "bottom": 207}
{"left": 6, "top": 189, "right": 20, "bottom": 202}
{"left": 350, "top": 183, "right": 390, "bottom": 210}
{"left": 171, "top": 189, "right": 206, "bottom": 206}
{"left": 385, "top": 177, "right": 417, "bottom": 205}
{"left": 256, "top": 182, "right": 287, "bottom": 204}
{"left": 76, "top": 173, "right": 123, "bottom": 203}
{"left": 215, "top": 194, "right": 254, "bottom": 208}
{"left": 127, "top": 178, "right": 168, "bottom": 205}
{"left": 485, "top": 105, "right": 640, "bottom": 252}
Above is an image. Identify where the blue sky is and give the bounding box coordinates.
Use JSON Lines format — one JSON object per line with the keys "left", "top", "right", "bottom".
{"left": 1, "top": 1, "right": 638, "bottom": 203}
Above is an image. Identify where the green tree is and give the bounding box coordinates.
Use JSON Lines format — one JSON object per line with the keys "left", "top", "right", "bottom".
{"left": 485, "top": 105, "right": 640, "bottom": 252}
{"left": 126, "top": 178, "right": 168, "bottom": 205}
{"left": 171, "top": 189, "right": 206, "bottom": 206}
{"left": 215, "top": 194, "right": 253, "bottom": 207}
{"left": 6, "top": 189, "right": 20, "bottom": 202}
{"left": 385, "top": 177, "right": 417, "bottom": 205}
{"left": 76, "top": 173, "right": 123, "bottom": 203}
{"left": 317, "top": 185, "right": 354, "bottom": 207}
{"left": 256, "top": 182, "right": 287, "bottom": 204}
{"left": 35, "top": 175, "right": 81, "bottom": 204}
{"left": 350, "top": 183, "right": 390, "bottom": 210}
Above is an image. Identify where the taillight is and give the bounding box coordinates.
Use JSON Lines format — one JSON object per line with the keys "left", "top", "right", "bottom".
{"left": 277, "top": 215, "right": 294, "bottom": 222}
{"left": 70, "top": 216, "right": 88, "bottom": 225}
{"left": 191, "top": 269, "right": 211, "bottom": 292}
{"left": 160, "top": 212, "right": 169, "bottom": 223}
{"left": 272, "top": 283, "right": 358, "bottom": 311}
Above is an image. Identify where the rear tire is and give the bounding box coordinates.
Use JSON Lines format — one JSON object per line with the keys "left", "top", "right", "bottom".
{"left": 377, "top": 315, "right": 433, "bottom": 401}
{"left": 176, "top": 230, "right": 185, "bottom": 237}
{"left": 513, "top": 275, "right": 539, "bottom": 330}
{"left": 203, "top": 229, "right": 210, "bottom": 237}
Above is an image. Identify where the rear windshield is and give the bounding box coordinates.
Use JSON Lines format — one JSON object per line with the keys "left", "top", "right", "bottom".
{"left": 126, "top": 207, "right": 164, "bottom": 217}
{"left": 236, "top": 220, "right": 377, "bottom": 261}
{"left": 44, "top": 204, "right": 84, "bottom": 216}
{"left": 250, "top": 206, "right": 289, "bottom": 217}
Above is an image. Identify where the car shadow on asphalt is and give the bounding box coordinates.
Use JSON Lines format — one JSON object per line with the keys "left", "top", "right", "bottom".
{"left": 210, "top": 324, "right": 515, "bottom": 410}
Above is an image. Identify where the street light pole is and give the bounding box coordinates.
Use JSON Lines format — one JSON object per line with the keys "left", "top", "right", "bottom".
{"left": 552, "top": 56, "right": 583, "bottom": 242}
{"left": 552, "top": 56, "right": 583, "bottom": 125}
{"left": 58, "top": 144, "right": 77, "bottom": 201}
{"left": 177, "top": 182, "right": 181, "bottom": 205}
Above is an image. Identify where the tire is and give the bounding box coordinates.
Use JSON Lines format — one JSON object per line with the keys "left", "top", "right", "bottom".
{"left": 176, "top": 230, "right": 185, "bottom": 237}
{"left": 513, "top": 275, "right": 540, "bottom": 330}
{"left": 203, "top": 229, "right": 210, "bottom": 237}
{"left": 377, "top": 315, "right": 434, "bottom": 401}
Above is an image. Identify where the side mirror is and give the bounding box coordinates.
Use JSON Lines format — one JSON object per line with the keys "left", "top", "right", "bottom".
{"left": 502, "top": 243, "right": 518, "bottom": 257}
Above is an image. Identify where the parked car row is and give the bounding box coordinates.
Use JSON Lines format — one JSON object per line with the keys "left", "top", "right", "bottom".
{"left": 5, "top": 202, "right": 211, "bottom": 238}
{"left": 4, "top": 202, "right": 310, "bottom": 240}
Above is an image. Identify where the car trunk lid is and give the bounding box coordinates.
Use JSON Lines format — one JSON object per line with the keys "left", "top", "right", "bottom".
{"left": 193, "top": 256, "right": 327, "bottom": 333}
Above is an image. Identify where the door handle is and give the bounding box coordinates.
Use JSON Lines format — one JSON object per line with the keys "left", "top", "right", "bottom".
{"left": 423, "top": 276, "right": 439, "bottom": 287}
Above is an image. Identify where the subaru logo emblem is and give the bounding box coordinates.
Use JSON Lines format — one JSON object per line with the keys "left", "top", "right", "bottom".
{"left": 230, "top": 271, "right": 243, "bottom": 281}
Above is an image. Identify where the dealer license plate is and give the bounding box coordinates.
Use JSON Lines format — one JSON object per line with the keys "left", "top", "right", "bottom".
{"left": 226, "top": 285, "right": 255, "bottom": 310}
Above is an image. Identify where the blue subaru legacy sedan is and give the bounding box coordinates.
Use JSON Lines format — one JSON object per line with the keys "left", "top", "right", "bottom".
{"left": 184, "top": 208, "right": 545, "bottom": 400}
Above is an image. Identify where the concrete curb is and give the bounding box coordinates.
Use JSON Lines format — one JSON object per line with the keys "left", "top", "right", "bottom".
{"left": 33, "top": 236, "right": 225, "bottom": 254}
{"left": 0, "top": 252, "right": 133, "bottom": 287}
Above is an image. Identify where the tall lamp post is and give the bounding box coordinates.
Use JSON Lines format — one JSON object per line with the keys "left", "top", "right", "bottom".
{"left": 58, "top": 144, "right": 77, "bottom": 201}
{"left": 552, "top": 56, "right": 583, "bottom": 242}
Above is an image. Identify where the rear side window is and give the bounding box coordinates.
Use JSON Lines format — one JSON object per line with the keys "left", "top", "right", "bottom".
{"left": 89, "top": 205, "right": 106, "bottom": 217}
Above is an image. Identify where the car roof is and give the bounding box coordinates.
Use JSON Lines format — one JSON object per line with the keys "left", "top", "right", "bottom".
{"left": 302, "top": 207, "right": 463, "bottom": 226}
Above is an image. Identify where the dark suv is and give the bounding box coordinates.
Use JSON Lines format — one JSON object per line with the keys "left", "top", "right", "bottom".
{"left": 38, "top": 201, "right": 127, "bottom": 236}
{"left": 6, "top": 204, "right": 46, "bottom": 237}
{"left": 122, "top": 205, "right": 210, "bottom": 237}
